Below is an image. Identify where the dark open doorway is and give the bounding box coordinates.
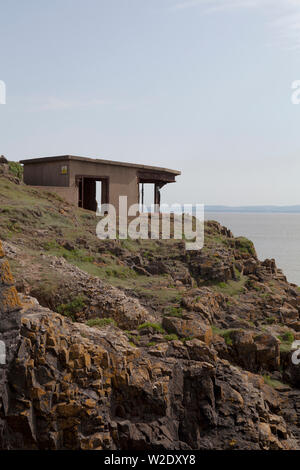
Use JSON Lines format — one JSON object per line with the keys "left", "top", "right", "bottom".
{"left": 77, "top": 176, "right": 109, "bottom": 212}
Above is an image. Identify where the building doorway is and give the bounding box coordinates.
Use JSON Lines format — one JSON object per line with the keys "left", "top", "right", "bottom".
{"left": 77, "top": 176, "right": 109, "bottom": 212}
{"left": 139, "top": 182, "right": 165, "bottom": 212}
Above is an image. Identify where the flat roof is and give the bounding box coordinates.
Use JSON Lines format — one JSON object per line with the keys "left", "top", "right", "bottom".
{"left": 20, "top": 155, "right": 181, "bottom": 176}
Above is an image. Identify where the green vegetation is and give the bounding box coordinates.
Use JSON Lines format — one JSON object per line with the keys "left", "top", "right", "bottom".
{"left": 213, "top": 275, "right": 247, "bottom": 297}
{"left": 222, "top": 330, "right": 234, "bottom": 346}
{"left": 263, "top": 375, "right": 287, "bottom": 390}
{"left": 233, "top": 266, "right": 241, "bottom": 281}
{"left": 57, "top": 295, "right": 87, "bottom": 321}
{"left": 277, "top": 331, "right": 294, "bottom": 354}
{"left": 8, "top": 161, "right": 23, "bottom": 179}
{"left": 124, "top": 331, "right": 140, "bottom": 344}
{"left": 138, "top": 322, "right": 165, "bottom": 334}
{"left": 86, "top": 317, "right": 116, "bottom": 328}
{"left": 211, "top": 325, "right": 223, "bottom": 335}
{"left": 164, "top": 306, "right": 183, "bottom": 318}
{"left": 265, "top": 317, "right": 276, "bottom": 324}
{"left": 181, "top": 336, "right": 194, "bottom": 343}
{"left": 235, "top": 237, "right": 256, "bottom": 257}
{"left": 211, "top": 326, "right": 235, "bottom": 346}
{"left": 278, "top": 331, "right": 294, "bottom": 344}
{"left": 147, "top": 342, "right": 157, "bottom": 347}
{"left": 164, "top": 334, "right": 178, "bottom": 341}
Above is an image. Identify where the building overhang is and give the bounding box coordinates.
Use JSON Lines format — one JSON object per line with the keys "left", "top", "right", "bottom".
{"left": 20, "top": 155, "right": 181, "bottom": 179}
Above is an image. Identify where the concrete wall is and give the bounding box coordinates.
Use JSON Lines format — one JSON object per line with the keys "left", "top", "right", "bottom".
{"left": 69, "top": 160, "right": 139, "bottom": 210}
{"left": 33, "top": 186, "right": 78, "bottom": 206}
{"left": 23, "top": 161, "right": 70, "bottom": 187}
{"left": 23, "top": 160, "right": 140, "bottom": 210}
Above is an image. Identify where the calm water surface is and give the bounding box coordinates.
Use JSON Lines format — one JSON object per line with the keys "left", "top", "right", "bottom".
{"left": 204, "top": 212, "right": 300, "bottom": 286}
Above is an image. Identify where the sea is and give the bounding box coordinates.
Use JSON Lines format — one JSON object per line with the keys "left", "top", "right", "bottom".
{"left": 204, "top": 211, "right": 300, "bottom": 287}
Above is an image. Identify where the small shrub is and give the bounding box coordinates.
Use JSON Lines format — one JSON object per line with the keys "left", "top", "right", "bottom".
{"left": 86, "top": 317, "right": 116, "bottom": 328}
{"left": 164, "top": 334, "right": 178, "bottom": 341}
{"left": 164, "top": 306, "right": 183, "bottom": 318}
{"left": 43, "top": 241, "right": 60, "bottom": 251}
{"left": 278, "top": 331, "right": 294, "bottom": 344}
{"left": 181, "top": 336, "right": 194, "bottom": 343}
{"left": 217, "top": 282, "right": 227, "bottom": 288}
{"left": 212, "top": 326, "right": 235, "bottom": 346}
{"left": 147, "top": 342, "right": 157, "bottom": 347}
{"left": 57, "top": 295, "right": 86, "bottom": 321}
{"left": 125, "top": 331, "right": 140, "bottom": 344}
{"left": 222, "top": 330, "right": 233, "bottom": 346}
{"left": 235, "top": 237, "right": 256, "bottom": 257}
{"left": 8, "top": 161, "right": 23, "bottom": 179}
{"left": 138, "top": 322, "right": 165, "bottom": 334}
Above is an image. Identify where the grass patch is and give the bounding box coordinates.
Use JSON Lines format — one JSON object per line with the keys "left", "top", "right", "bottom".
{"left": 164, "top": 306, "right": 183, "bottom": 318}
{"left": 180, "top": 336, "right": 194, "bottom": 343}
{"left": 278, "top": 331, "right": 294, "bottom": 344}
{"left": 263, "top": 375, "right": 287, "bottom": 389}
{"left": 235, "top": 237, "right": 256, "bottom": 257}
{"left": 86, "top": 317, "right": 116, "bottom": 328}
{"left": 164, "top": 334, "right": 178, "bottom": 341}
{"left": 277, "top": 331, "right": 294, "bottom": 353}
{"left": 222, "top": 330, "right": 234, "bottom": 346}
{"left": 213, "top": 275, "right": 247, "bottom": 297}
{"left": 212, "top": 325, "right": 235, "bottom": 346}
{"left": 265, "top": 317, "right": 276, "bottom": 324}
{"left": 124, "top": 331, "right": 141, "bottom": 344}
{"left": 138, "top": 322, "right": 165, "bottom": 334}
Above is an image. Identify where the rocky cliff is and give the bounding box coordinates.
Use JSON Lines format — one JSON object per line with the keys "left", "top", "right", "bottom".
{"left": 0, "top": 235, "right": 300, "bottom": 450}
{"left": 1, "top": 169, "right": 300, "bottom": 450}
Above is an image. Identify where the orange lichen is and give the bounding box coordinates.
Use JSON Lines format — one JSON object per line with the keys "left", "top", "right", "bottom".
{"left": 0, "top": 260, "right": 15, "bottom": 285}
{"left": 0, "top": 286, "right": 22, "bottom": 312}
{"left": 0, "top": 241, "right": 4, "bottom": 258}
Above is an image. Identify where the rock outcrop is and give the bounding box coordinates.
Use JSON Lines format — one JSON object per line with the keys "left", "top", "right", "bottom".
{"left": 0, "top": 240, "right": 22, "bottom": 445}
{"left": 0, "top": 241, "right": 299, "bottom": 450}
{"left": 1, "top": 172, "right": 300, "bottom": 450}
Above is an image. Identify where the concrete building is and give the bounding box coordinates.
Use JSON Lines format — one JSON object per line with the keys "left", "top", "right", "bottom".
{"left": 20, "top": 155, "right": 181, "bottom": 212}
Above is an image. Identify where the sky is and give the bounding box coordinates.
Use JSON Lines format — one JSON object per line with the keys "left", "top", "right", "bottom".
{"left": 1, "top": 0, "right": 300, "bottom": 205}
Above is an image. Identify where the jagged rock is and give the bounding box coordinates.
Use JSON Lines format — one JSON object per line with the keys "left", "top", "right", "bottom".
{"left": 218, "top": 330, "right": 280, "bottom": 373}
{"left": 43, "top": 256, "right": 155, "bottom": 329}
{"left": 185, "top": 339, "right": 217, "bottom": 364}
{"left": 162, "top": 314, "right": 213, "bottom": 344}
{"left": 0, "top": 298, "right": 297, "bottom": 450}
{"left": 1, "top": 198, "right": 300, "bottom": 451}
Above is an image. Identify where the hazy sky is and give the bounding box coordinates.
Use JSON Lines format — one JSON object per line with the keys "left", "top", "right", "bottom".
{"left": 1, "top": 0, "right": 300, "bottom": 205}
